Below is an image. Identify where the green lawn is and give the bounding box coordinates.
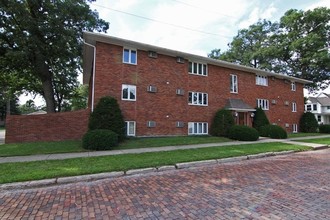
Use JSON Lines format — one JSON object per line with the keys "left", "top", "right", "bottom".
{"left": 288, "top": 132, "right": 324, "bottom": 138}
{"left": 0, "top": 143, "right": 310, "bottom": 184}
{"left": 0, "top": 136, "right": 230, "bottom": 157}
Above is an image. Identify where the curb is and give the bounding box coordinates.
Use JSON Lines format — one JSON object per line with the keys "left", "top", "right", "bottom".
{"left": 0, "top": 150, "right": 304, "bottom": 192}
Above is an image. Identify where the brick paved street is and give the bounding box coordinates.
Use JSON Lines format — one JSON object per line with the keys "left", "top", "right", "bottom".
{"left": 1, "top": 149, "right": 330, "bottom": 219}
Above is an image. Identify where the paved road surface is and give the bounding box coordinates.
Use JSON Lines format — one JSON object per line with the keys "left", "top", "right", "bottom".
{"left": 1, "top": 149, "right": 329, "bottom": 219}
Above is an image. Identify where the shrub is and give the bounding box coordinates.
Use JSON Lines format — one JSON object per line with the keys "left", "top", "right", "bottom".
{"left": 88, "top": 96, "right": 126, "bottom": 141}
{"left": 299, "top": 112, "right": 318, "bottom": 133}
{"left": 228, "top": 125, "right": 259, "bottom": 141}
{"left": 319, "top": 124, "right": 330, "bottom": 133}
{"left": 253, "top": 107, "right": 270, "bottom": 132}
{"left": 259, "top": 125, "right": 287, "bottom": 139}
{"left": 82, "top": 129, "right": 118, "bottom": 150}
{"left": 210, "top": 109, "right": 235, "bottom": 137}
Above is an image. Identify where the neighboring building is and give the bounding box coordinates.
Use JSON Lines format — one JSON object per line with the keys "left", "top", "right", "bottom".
{"left": 305, "top": 93, "right": 330, "bottom": 124}
{"left": 83, "top": 32, "right": 311, "bottom": 137}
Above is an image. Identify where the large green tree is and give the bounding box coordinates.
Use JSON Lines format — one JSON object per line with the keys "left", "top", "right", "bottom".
{"left": 209, "top": 7, "right": 330, "bottom": 91}
{"left": 0, "top": 0, "right": 109, "bottom": 113}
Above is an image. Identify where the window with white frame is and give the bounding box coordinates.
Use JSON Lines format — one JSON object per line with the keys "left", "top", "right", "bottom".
{"left": 306, "top": 104, "right": 312, "bottom": 111}
{"left": 292, "top": 124, "right": 298, "bottom": 133}
{"left": 188, "top": 61, "right": 207, "bottom": 76}
{"left": 291, "top": 82, "right": 296, "bottom": 91}
{"left": 317, "top": 115, "right": 321, "bottom": 122}
{"left": 292, "top": 102, "right": 297, "bottom": 112}
{"left": 230, "top": 74, "right": 238, "bottom": 93}
{"left": 188, "top": 92, "right": 208, "bottom": 106}
{"left": 257, "top": 99, "right": 269, "bottom": 110}
{"left": 188, "top": 122, "right": 208, "bottom": 135}
{"left": 122, "top": 84, "right": 136, "bottom": 101}
{"left": 123, "top": 48, "right": 137, "bottom": 64}
{"left": 313, "top": 104, "right": 317, "bottom": 111}
{"left": 256, "top": 75, "right": 268, "bottom": 86}
{"left": 125, "top": 121, "right": 136, "bottom": 136}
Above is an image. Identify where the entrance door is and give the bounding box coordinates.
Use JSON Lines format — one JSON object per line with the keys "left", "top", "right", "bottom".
{"left": 238, "top": 112, "right": 246, "bottom": 125}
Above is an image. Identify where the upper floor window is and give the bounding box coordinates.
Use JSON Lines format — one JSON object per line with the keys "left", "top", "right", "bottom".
{"left": 292, "top": 102, "right": 297, "bottom": 112}
{"left": 188, "top": 62, "right": 207, "bottom": 76}
{"left": 291, "top": 82, "right": 296, "bottom": 91}
{"left": 256, "top": 75, "right": 268, "bottom": 86}
{"left": 122, "top": 84, "right": 136, "bottom": 101}
{"left": 313, "top": 104, "right": 317, "bottom": 111}
{"left": 230, "top": 74, "right": 238, "bottom": 93}
{"left": 123, "top": 48, "right": 137, "bottom": 64}
{"left": 188, "top": 92, "right": 208, "bottom": 106}
{"left": 306, "top": 104, "right": 312, "bottom": 111}
{"left": 257, "top": 99, "right": 269, "bottom": 110}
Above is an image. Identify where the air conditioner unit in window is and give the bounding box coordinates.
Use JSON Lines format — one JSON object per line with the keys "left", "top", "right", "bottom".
{"left": 284, "top": 101, "right": 289, "bottom": 106}
{"left": 176, "top": 121, "right": 184, "bottom": 128}
{"left": 148, "top": 51, "right": 158, "bottom": 58}
{"left": 176, "top": 56, "right": 185, "bottom": 63}
{"left": 285, "top": 123, "right": 290, "bottom": 128}
{"left": 176, "top": 88, "right": 184, "bottom": 96}
{"left": 147, "top": 85, "right": 157, "bottom": 93}
{"left": 271, "top": 100, "right": 277, "bottom": 104}
{"left": 147, "top": 121, "right": 156, "bottom": 128}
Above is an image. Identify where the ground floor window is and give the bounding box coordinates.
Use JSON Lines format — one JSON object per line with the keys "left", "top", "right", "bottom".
{"left": 292, "top": 124, "right": 298, "bottom": 133}
{"left": 125, "top": 121, "right": 136, "bottom": 136}
{"left": 188, "top": 122, "right": 208, "bottom": 135}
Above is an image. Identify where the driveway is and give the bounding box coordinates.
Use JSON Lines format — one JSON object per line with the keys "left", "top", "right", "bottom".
{"left": 1, "top": 149, "right": 329, "bottom": 219}
{"left": 0, "top": 130, "right": 4, "bottom": 145}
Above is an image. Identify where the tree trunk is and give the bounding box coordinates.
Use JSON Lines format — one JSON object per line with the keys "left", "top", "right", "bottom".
{"left": 41, "top": 77, "right": 56, "bottom": 113}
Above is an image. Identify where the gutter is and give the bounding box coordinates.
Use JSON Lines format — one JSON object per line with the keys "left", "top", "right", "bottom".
{"left": 83, "top": 41, "right": 96, "bottom": 112}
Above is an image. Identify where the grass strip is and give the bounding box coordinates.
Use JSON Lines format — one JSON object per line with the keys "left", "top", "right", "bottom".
{"left": 0, "top": 143, "right": 310, "bottom": 184}
{"left": 296, "top": 138, "right": 330, "bottom": 145}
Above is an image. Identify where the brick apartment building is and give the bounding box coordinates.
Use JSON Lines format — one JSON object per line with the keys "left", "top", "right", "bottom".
{"left": 83, "top": 32, "right": 311, "bottom": 137}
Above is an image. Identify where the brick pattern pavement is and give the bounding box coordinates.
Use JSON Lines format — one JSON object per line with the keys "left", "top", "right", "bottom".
{"left": 1, "top": 149, "right": 330, "bottom": 219}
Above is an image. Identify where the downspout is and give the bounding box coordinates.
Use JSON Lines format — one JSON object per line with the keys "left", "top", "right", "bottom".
{"left": 83, "top": 41, "right": 96, "bottom": 112}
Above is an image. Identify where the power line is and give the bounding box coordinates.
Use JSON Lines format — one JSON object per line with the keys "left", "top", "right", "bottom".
{"left": 90, "top": 3, "right": 232, "bottom": 38}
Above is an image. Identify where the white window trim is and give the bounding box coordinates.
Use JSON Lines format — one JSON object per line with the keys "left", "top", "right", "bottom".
{"left": 188, "top": 122, "right": 208, "bottom": 135}
{"left": 230, "top": 74, "right": 238, "bottom": 93}
{"left": 188, "top": 91, "right": 208, "bottom": 106}
{"left": 292, "top": 124, "right": 298, "bottom": 133}
{"left": 123, "top": 48, "right": 137, "bottom": 65}
{"left": 256, "top": 75, "right": 268, "bottom": 86}
{"left": 292, "top": 102, "right": 297, "bottom": 112}
{"left": 188, "top": 61, "right": 208, "bottom": 76}
{"left": 291, "top": 82, "right": 296, "bottom": 91}
{"left": 257, "top": 99, "right": 269, "bottom": 110}
{"left": 122, "top": 84, "right": 136, "bottom": 101}
{"left": 125, "top": 121, "right": 136, "bottom": 136}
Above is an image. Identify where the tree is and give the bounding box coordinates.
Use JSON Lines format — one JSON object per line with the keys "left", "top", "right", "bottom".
{"left": 18, "top": 100, "right": 39, "bottom": 115}
{"left": 88, "top": 96, "right": 126, "bottom": 141}
{"left": 0, "top": 0, "right": 109, "bottom": 113}
{"left": 209, "top": 7, "right": 330, "bottom": 91}
{"left": 299, "top": 112, "right": 318, "bottom": 133}
{"left": 210, "top": 108, "right": 235, "bottom": 137}
{"left": 253, "top": 107, "right": 270, "bottom": 132}
{"left": 71, "top": 85, "right": 89, "bottom": 111}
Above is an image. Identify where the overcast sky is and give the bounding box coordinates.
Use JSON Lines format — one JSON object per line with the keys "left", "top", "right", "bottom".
{"left": 89, "top": 0, "right": 330, "bottom": 56}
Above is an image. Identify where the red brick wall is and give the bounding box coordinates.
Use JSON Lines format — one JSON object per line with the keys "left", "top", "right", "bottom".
{"left": 5, "top": 109, "right": 90, "bottom": 143}
{"left": 92, "top": 42, "right": 305, "bottom": 136}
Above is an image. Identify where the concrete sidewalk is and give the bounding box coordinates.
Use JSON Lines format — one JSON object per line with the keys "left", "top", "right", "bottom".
{"left": 0, "top": 135, "right": 329, "bottom": 164}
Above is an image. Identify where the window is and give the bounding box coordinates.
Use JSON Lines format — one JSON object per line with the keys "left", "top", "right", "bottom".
{"left": 230, "top": 74, "right": 238, "bottom": 93}
{"left": 291, "top": 82, "right": 296, "bottom": 91}
{"left": 125, "top": 121, "right": 136, "bottom": 136}
{"left": 188, "top": 62, "right": 207, "bottom": 76}
{"left": 122, "top": 84, "right": 136, "bottom": 101}
{"left": 317, "top": 115, "right": 321, "bottom": 122}
{"left": 188, "top": 122, "right": 208, "bottom": 135}
{"left": 293, "top": 124, "right": 298, "bottom": 133}
{"left": 257, "top": 99, "right": 269, "bottom": 110}
{"left": 327, "top": 106, "right": 330, "bottom": 110}
{"left": 123, "top": 48, "right": 137, "bottom": 64}
{"left": 292, "top": 102, "right": 297, "bottom": 112}
{"left": 256, "top": 75, "right": 268, "bottom": 86}
{"left": 188, "top": 92, "right": 208, "bottom": 106}
{"left": 313, "top": 104, "right": 317, "bottom": 111}
{"left": 306, "top": 104, "right": 312, "bottom": 111}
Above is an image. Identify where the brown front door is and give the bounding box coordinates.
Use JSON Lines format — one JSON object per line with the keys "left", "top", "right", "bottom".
{"left": 238, "top": 112, "right": 246, "bottom": 125}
